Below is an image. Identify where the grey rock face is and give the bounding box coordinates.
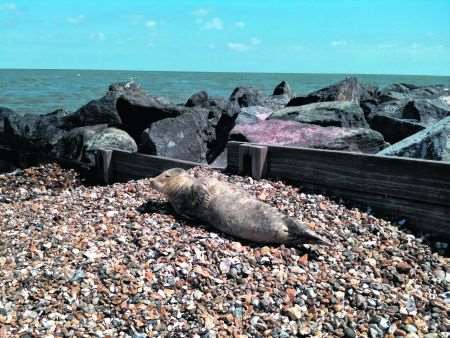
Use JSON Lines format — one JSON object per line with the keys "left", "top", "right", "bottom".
{"left": 4, "top": 109, "right": 72, "bottom": 153}
{"left": 273, "top": 81, "right": 293, "bottom": 97}
{"left": 269, "top": 101, "right": 369, "bottom": 128}
{"left": 229, "top": 86, "right": 265, "bottom": 108}
{"left": 141, "top": 106, "right": 238, "bottom": 164}
{"left": 287, "top": 77, "right": 363, "bottom": 106}
{"left": 378, "top": 116, "right": 450, "bottom": 161}
{"left": 230, "top": 119, "right": 387, "bottom": 154}
{"left": 66, "top": 81, "right": 144, "bottom": 128}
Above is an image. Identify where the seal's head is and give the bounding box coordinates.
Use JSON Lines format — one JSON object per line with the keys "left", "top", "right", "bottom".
{"left": 149, "top": 168, "right": 192, "bottom": 195}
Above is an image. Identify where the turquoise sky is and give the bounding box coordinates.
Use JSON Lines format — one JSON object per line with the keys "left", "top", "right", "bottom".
{"left": 1, "top": 0, "right": 449, "bottom": 75}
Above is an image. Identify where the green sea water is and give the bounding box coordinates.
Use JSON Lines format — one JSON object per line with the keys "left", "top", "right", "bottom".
{"left": 1, "top": 69, "right": 449, "bottom": 115}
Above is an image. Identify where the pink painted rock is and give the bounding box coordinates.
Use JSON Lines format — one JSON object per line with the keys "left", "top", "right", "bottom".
{"left": 229, "top": 119, "right": 387, "bottom": 154}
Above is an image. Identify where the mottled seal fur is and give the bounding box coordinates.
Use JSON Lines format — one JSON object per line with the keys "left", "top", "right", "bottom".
{"left": 149, "top": 168, "right": 330, "bottom": 245}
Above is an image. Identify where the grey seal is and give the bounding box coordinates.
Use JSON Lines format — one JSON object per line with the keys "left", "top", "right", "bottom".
{"left": 149, "top": 168, "right": 330, "bottom": 245}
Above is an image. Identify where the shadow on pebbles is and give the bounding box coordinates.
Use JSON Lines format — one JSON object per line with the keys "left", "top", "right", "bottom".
{"left": 0, "top": 164, "right": 448, "bottom": 337}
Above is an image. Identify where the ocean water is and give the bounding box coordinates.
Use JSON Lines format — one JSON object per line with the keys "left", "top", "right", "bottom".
{"left": 1, "top": 69, "right": 449, "bottom": 115}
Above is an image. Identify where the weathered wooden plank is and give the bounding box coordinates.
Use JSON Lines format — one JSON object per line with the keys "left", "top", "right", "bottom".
{"left": 264, "top": 145, "right": 450, "bottom": 208}
{"left": 237, "top": 144, "right": 268, "bottom": 179}
{"left": 95, "top": 149, "right": 113, "bottom": 184}
{"left": 110, "top": 150, "right": 207, "bottom": 182}
{"left": 296, "top": 182, "right": 450, "bottom": 240}
{"left": 226, "top": 141, "right": 241, "bottom": 173}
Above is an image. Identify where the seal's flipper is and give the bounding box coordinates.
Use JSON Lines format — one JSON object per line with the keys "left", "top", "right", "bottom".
{"left": 285, "top": 217, "right": 331, "bottom": 245}
{"left": 191, "top": 181, "right": 213, "bottom": 206}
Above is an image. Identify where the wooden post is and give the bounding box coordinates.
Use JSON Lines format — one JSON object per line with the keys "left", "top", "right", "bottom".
{"left": 238, "top": 143, "right": 268, "bottom": 179}
{"left": 95, "top": 149, "right": 113, "bottom": 185}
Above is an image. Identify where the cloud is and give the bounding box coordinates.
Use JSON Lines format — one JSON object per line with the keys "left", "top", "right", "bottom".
{"left": 90, "top": 32, "right": 106, "bottom": 41}
{"left": 227, "top": 42, "right": 249, "bottom": 52}
{"left": 145, "top": 20, "right": 157, "bottom": 29}
{"left": 67, "top": 15, "right": 85, "bottom": 25}
{"left": 235, "top": 21, "right": 246, "bottom": 29}
{"left": 250, "top": 37, "right": 261, "bottom": 45}
{"left": 192, "top": 8, "right": 209, "bottom": 17}
{"left": 0, "top": 3, "right": 16, "bottom": 11}
{"left": 330, "top": 40, "right": 348, "bottom": 47}
{"left": 204, "top": 17, "right": 223, "bottom": 30}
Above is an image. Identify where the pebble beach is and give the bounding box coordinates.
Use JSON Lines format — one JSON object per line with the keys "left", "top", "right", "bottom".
{"left": 0, "top": 164, "right": 449, "bottom": 337}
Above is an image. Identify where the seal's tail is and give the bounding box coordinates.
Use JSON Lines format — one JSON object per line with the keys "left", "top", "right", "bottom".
{"left": 285, "top": 217, "right": 332, "bottom": 246}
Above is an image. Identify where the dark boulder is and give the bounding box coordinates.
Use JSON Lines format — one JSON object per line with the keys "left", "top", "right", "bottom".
{"left": 185, "top": 91, "right": 238, "bottom": 114}
{"left": 141, "top": 106, "right": 238, "bottom": 164}
{"left": 66, "top": 81, "right": 147, "bottom": 129}
{"left": 4, "top": 109, "right": 71, "bottom": 153}
{"left": 402, "top": 99, "right": 449, "bottom": 125}
{"left": 116, "top": 92, "right": 181, "bottom": 142}
{"left": 286, "top": 95, "right": 321, "bottom": 107}
{"left": 378, "top": 116, "right": 450, "bottom": 161}
{"left": 230, "top": 119, "right": 387, "bottom": 153}
{"left": 186, "top": 91, "right": 209, "bottom": 108}
{"left": 287, "top": 77, "right": 363, "bottom": 106}
{"left": 378, "top": 83, "right": 449, "bottom": 103}
{"left": 140, "top": 109, "right": 211, "bottom": 163}
{"left": 269, "top": 101, "right": 369, "bottom": 128}
{"left": 229, "top": 86, "right": 265, "bottom": 108}
{"left": 366, "top": 98, "right": 449, "bottom": 143}
{"left": 52, "top": 125, "right": 137, "bottom": 165}
{"left": 0, "top": 107, "right": 15, "bottom": 142}
{"left": 273, "top": 81, "right": 293, "bottom": 97}
{"left": 369, "top": 115, "right": 425, "bottom": 144}
{"left": 52, "top": 124, "right": 107, "bottom": 162}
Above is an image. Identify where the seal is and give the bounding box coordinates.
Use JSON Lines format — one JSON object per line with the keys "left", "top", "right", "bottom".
{"left": 149, "top": 168, "right": 330, "bottom": 245}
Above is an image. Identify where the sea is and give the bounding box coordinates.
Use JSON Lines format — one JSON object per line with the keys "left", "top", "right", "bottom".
{"left": 1, "top": 69, "right": 449, "bottom": 115}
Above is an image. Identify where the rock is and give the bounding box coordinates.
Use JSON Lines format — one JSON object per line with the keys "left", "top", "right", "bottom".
{"left": 53, "top": 126, "right": 136, "bottom": 165}
{"left": 273, "top": 81, "right": 293, "bottom": 97}
{"left": 378, "top": 83, "right": 449, "bottom": 103}
{"left": 367, "top": 98, "right": 449, "bottom": 143}
{"left": 230, "top": 119, "right": 386, "bottom": 153}
{"left": 141, "top": 106, "right": 237, "bottom": 163}
{"left": 86, "top": 127, "right": 137, "bottom": 153}
{"left": 3, "top": 109, "right": 71, "bottom": 153}
{"left": 0, "top": 107, "right": 15, "bottom": 135}
{"left": 369, "top": 114, "right": 425, "bottom": 144}
{"left": 116, "top": 89, "right": 180, "bottom": 142}
{"left": 0, "top": 160, "right": 17, "bottom": 175}
{"left": 396, "top": 262, "right": 412, "bottom": 274}
{"left": 263, "top": 95, "right": 291, "bottom": 110}
{"left": 368, "top": 324, "right": 384, "bottom": 338}
{"left": 287, "top": 77, "right": 363, "bottom": 106}
{"left": 378, "top": 116, "right": 450, "bottom": 161}
{"left": 269, "top": 101, "right": 369, "bottom": 128}
{"left": 402, "top": 99, "right": 450, "bottom": 125}
{"left": 185, "top": 91, "right": 209, "bottom": 108}
{"left": 52, "top": 124, "right": 107, "bottom": 162}
{"left": 343, "top": 327, "right": 356, "bottom": 338}
{"left": 284, "top": 305, "right": 303, "bottom": 320}
{"left": 229, "top": 87, "right": 265, "bottom": 108}
{"left": 235, "top": 106, "right": 273, "bottom": 125}
{"left": 67, "top": 81, "right": 143, "bottom": 129}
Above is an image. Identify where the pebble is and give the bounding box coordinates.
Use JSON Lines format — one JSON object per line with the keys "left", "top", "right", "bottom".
{"left": 0, "top": 164, "right": 448, "bottom": 337}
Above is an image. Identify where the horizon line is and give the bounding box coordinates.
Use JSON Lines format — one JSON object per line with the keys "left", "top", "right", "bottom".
{"left": 1, "top": 67, "right": 449, "bottom": 78}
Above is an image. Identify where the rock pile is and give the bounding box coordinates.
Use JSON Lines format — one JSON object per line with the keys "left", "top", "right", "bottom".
{"left": 0, "top": 78, "right": 449, "bottom": 171}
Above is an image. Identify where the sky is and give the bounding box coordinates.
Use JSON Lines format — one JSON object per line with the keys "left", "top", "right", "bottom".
{"left": 0, "top": 0, "right": 449, "bottom": 75}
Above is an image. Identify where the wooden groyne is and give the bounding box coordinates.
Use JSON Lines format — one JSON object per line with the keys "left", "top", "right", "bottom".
{"left": 2, "top": 142, "right": 450, "bottom": 240}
